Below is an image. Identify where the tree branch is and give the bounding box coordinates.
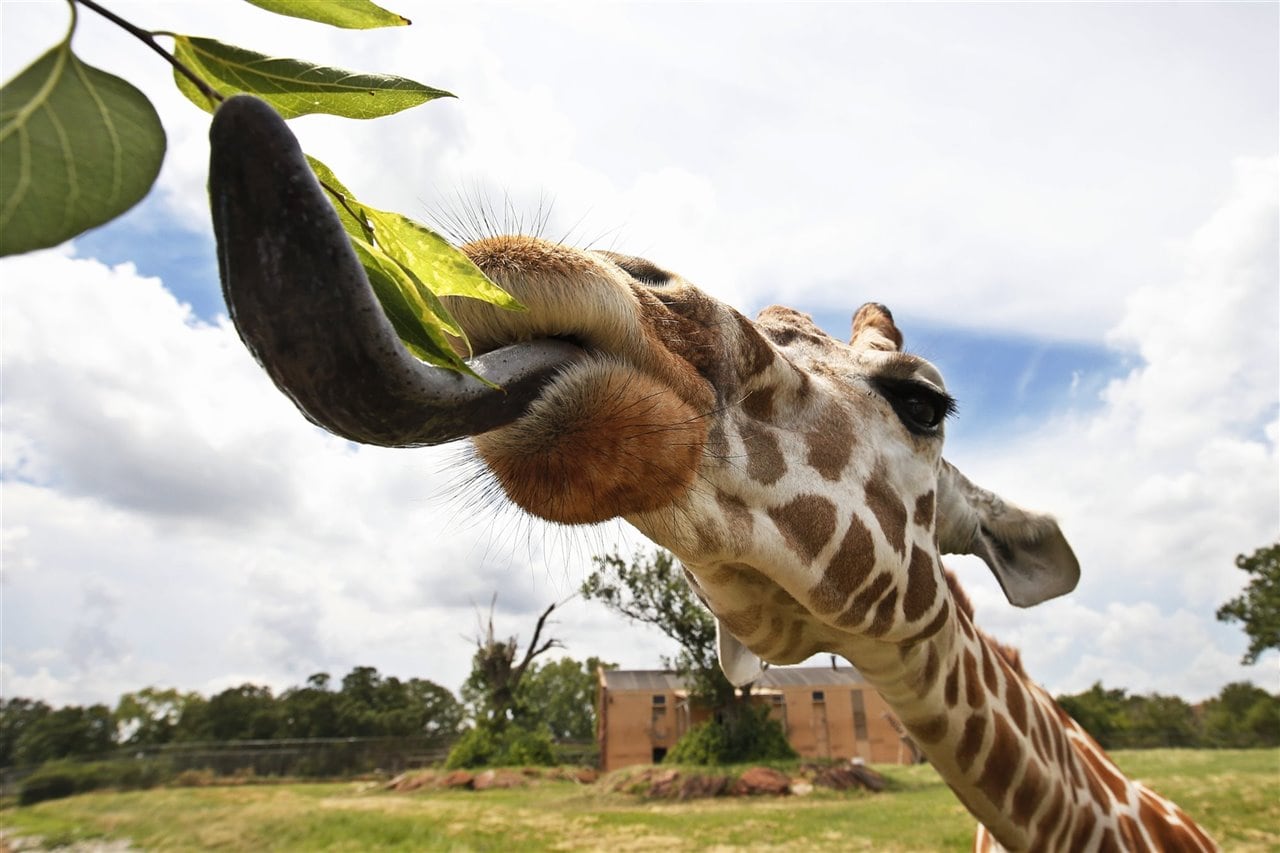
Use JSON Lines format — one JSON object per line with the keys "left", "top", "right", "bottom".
{"left": 74, "top": 0, "right": 223, "bottom": 107}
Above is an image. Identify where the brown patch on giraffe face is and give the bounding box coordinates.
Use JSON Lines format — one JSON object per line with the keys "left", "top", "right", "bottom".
{"left": 767, "top": 494, "right": 837, "bottom": 563}
{"left": 902, "top": 545, "right": 939, "bottom": 623}
{"left": 975, "top": 713, "right": 1022, "bottom": 810}
{"left": 809, "top": 515, "right": 876, "bottom": 614}
{"left": 742, "top": 386, "right": 775, "bottom": 422}
{"left": 804, "top": 400, "right": 855, "bottom": 481}
{"left": 1011, "top": 758, "right": 1047, "bottom": 826}
{"left": 864, "top": 466, "right": 908, "bottom": 556}
{"left": 956, "top": 713, "right": 987, "bottom": 773}
{"left": 741, "top": 420, "right": 787, "bottom": 485}
{"left": 913, "top": 490, "right": 935, "bottom": 529}
{"left": 734, "top": 312, "right": 777, "bottom": 379}
{"left": 638, "top": 287, "right": 726, "bottom": 384}
{"left": 715, "top": 490, "right": 754, "bottom": 538}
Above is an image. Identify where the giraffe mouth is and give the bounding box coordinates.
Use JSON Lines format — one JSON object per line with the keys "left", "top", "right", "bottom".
{"left": 209, "top": 96, "right": 587, "bottom": 447}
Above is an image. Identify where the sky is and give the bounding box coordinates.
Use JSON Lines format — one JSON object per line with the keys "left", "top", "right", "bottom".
{"left": 1, "top": 1, "right": 1277, "bottom": 710}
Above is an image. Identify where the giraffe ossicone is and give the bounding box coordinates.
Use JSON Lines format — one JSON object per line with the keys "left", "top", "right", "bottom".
{"left": 210, "top": 95, "right": 1217, "bottom": 853}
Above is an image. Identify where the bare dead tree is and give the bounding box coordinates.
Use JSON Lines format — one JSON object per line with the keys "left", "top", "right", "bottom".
{"left": 465, "top": 595, "right": 565, "bottom": 729}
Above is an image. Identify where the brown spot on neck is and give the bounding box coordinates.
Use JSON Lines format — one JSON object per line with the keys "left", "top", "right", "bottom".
{"left": 902, "top": 545, "right": 939, "bottom": 623}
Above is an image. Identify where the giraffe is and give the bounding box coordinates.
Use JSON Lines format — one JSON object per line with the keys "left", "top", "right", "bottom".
{"left": 208, "top": 95, "right": 1217, "bottom": 852}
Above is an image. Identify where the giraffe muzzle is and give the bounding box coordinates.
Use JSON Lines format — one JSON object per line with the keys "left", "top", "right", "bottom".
{"left": 208, "top": 95, "right": 585, "bottom": 447}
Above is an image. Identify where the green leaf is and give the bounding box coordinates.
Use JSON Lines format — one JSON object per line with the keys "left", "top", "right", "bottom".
{"left": 365, "top": 209, "right": 525, "bottom": 311}
{"left": 170, "top": 36, "right": 452, "bottom": 119}
{"left": 242, "top": 0, "right": 411, "bottom": 29}
{"left": 349, "top": 234, "right": 490, "bottom": 383}
{"left": 304, "top": 156, "right": 520, "bottom": 382}
{"left": 0, "top": 41, "right": 165, "bottom": 256}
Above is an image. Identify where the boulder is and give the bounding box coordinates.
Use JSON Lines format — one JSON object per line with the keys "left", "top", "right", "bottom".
{"left": 732, "top": 766, "right": 791, "bottom": 796}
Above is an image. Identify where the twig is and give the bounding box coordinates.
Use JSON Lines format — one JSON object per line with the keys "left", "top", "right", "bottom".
{"left": 74, "top": 0, "right": 223, "bottom": 107}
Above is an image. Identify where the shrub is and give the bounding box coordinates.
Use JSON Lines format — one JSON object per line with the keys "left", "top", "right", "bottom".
{"left": 17, "top": 759, "right": 168, "bottom": 805}
{"left": 666, "top": 704, "right": 796, "bottom": 766}
{"left": 444, "top": 725, "right": 556, "bottom": 769}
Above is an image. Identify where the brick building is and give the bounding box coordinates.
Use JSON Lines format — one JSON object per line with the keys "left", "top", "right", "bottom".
{"left": 596, "top": 664, "right": 917, "bottom": 772}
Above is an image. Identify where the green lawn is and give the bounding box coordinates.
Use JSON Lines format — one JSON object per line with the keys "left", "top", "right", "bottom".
{"left": 3, "top": 750, "right": 1276, "bottom": 852}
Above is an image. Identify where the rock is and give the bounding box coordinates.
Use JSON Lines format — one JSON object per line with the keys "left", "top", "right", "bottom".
{"left": 472, "top": 769, "right": 527, "bottom": 790}
{"left": 440, "top": 770, "right": 475, "bottom": 789}
{"left": 732, "top": 766, "right": 791, "bottom": 796}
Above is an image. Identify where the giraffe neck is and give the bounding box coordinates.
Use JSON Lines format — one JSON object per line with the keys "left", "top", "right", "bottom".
{"left": 837, "top": 604, "right": 1217, "bottom": 851}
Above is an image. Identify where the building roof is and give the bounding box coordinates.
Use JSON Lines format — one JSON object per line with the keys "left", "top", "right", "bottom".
{"left": 599, "top": 665, "right": 866, "bottom": 691}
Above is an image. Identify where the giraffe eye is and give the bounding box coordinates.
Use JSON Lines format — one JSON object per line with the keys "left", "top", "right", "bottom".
{"left": 873, "top": 379, "right": 957, "bottom": 436}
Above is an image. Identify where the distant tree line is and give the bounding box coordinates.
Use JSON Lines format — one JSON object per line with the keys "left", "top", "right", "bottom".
{"left": 2, "top": 658, "right": 605, "bottom": 770}
{"left": 1055, "top": 681, "right": 1280, "bottom": 750}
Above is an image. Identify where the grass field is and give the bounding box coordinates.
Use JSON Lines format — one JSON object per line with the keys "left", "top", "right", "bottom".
{"left": 2, "top": 750, "right": 1276, "bottom": 851}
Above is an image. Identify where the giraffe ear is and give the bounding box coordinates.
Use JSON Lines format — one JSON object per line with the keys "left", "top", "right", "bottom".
{"left": 717, "top": 619, "right": 765, "bottom": 687}
{"left": 935, "top": 461, "right": 1081, "bottom": 607}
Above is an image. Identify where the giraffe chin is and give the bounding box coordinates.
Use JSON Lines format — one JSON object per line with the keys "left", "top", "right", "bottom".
{"left": 473, "top": 354, "right": 708, "bottom": 524}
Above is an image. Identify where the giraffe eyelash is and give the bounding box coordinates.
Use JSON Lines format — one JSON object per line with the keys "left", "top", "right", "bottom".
{"left": 870, "top": 377, "right": 958, "bottom": 436}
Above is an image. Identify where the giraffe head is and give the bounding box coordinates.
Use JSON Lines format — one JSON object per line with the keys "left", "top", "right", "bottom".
{"left": 211, "top": 95, "right": 1079, "bottom": 680}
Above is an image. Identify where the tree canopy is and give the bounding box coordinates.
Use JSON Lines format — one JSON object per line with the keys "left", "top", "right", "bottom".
{"left": 1217, "top": 542, "right": 1280, "bottom": 665}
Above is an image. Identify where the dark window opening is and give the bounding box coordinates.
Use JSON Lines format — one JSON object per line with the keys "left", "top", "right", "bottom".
{"left": 652, "top": 747, "right": 668, "bottom": 763}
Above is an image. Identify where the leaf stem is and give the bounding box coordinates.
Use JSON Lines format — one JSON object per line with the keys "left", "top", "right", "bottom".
{"left": 73, "top": 0, "right": 223, "bottom": 107}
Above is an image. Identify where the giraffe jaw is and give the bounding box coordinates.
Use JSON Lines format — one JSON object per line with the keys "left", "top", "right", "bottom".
{"left": 209, "top": 96, "right": 587, "bottom": 447}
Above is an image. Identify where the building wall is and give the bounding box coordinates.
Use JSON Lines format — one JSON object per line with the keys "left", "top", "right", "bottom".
{"left": 599, "top": 680, "right": 912, "bottom": 771}
{"left": 598, "top": 687, "right": 711, "bottom": 772}
{"left": 764, "top": 685, "right": 905, "bottom": 764}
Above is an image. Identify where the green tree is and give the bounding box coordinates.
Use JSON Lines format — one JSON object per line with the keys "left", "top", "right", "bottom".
{"left": 461, "top": 599, "right": 564, "bottom": 731}
{"left": 1056, "top": 683, "right": 1131, "bottom": 749}
{"left": 0, "top": 698, "right": 52, "bottom": 766}
{"left": 581, "top": 548, "right": 794, "bottom": 765}
{"left": 278, "top": 673, "right": 341, "bottom": 738}
{"left": 520, "top": 656, "right": 615, "bottom": 741}
{"left": 114, "top": 687, "right": 194, "bottom": 746}
{"left": 13, "top": 704, "right": 116, "bottom": 764}
{"left": 581, "top": 549, "right": 735, "bottom": 708}
{"left": 1217, "top": 543, "right": 1280, "bottom": 665}
{"left": 1202, "top": 681, "right": 1280, "bottom": 748}
{"left": 187, "top": 684, "right": 279, "bottom": 741}
{"left": 1123, "top": 693, "right": 1198, "bottom": 748}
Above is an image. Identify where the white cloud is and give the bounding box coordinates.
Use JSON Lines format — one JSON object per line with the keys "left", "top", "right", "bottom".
{"left": 0, "top": 251, "right": 674, "bottom": 705}
{"left": 950, "top": 157, "right": 1279, "bottom": 700}
{"left": 1, "top": 2, "right": 1275, "bottom": 709}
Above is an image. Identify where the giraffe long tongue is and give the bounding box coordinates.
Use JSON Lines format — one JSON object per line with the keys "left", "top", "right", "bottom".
{"left": 208, "top": 96, "right": 584, "bottom": 447}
